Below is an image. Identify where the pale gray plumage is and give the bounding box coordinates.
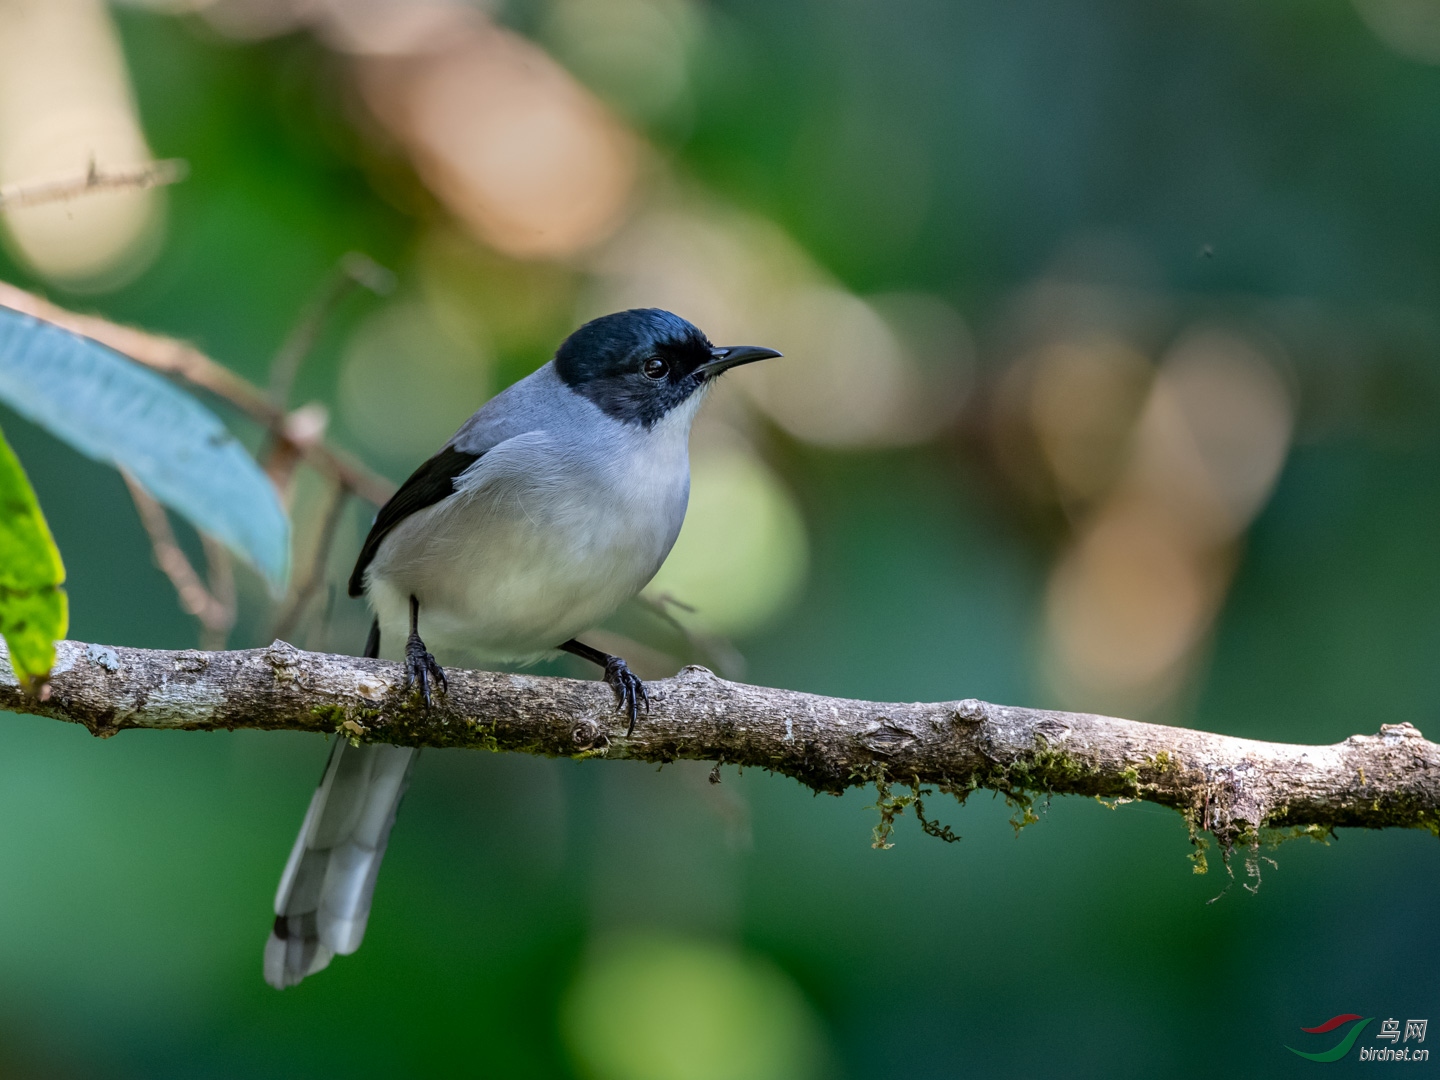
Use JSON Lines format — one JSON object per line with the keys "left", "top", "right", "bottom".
{"left": 264, "top": 309, "right": 780, "bottom": 987}
{"left": 264, "top": 740, "right": 415, "bottom": 988}
{"left": 365, "top": 363, "right": 700, "bottom": 665}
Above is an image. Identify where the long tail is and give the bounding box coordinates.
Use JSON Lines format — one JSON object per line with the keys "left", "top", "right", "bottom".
{"left": 264, "top": 620, "right": 416, "bottom": 989}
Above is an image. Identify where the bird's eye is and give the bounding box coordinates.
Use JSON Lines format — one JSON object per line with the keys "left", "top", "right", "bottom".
{"left": 642, "top": 357, "right": 669, "bottom": 380}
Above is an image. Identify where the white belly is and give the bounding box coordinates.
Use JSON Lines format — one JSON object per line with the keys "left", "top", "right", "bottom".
{"left": 363, "top": 427, "right": 689, "bottom": 666}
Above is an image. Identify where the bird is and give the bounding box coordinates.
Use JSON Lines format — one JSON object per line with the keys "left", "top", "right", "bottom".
{"left": 263, "top": 308, "right": 781, "bottom": 988}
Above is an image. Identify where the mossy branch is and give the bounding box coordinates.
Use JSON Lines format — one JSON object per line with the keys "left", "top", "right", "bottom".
{"left": 3, "top": 639, "right": 1439, "bottom": 857}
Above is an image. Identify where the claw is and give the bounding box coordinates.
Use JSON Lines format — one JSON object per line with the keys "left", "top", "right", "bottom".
{"left": 405, "top": 633, "right": 446, "bottom": 708}
{"left": 602, "top": 656, "right": 649, "bottom": 737}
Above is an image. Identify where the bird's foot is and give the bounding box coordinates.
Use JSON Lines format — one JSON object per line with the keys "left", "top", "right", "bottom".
{"left": 603, "top": 656, "right": 649, "bottom": 736}
{"left": 404, "top": 633, "right": 447, "bottom": 707}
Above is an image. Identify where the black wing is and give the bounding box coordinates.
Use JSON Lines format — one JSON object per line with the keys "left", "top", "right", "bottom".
{"left": 348, "top": 445, "right": 482, "bottom": 597}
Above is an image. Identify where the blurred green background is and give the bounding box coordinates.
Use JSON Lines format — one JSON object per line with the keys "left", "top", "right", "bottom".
{"left": 0, "top": 0, "right": 1438, "bottom": 1075}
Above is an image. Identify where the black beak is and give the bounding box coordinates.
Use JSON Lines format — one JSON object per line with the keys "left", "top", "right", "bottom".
{"left": 699, "top": 345, "right": 783, "bottom": 378}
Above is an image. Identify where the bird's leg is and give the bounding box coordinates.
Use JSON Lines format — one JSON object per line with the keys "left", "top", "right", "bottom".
{"left": 558, "top": 638, "right": 649, "bottom": 736}
{"left": 405, "top": 595, "right": 446, "bottom": 707}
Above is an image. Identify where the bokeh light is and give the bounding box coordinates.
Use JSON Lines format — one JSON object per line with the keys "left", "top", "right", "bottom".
{"left": 1351, "top": 0, "right": 1440, "bottom": 64}
{"left": 0, "top": 0, "right": 163, "bottom": 287}
{"left": 644, "top": 435, "right": 808, "bottom": 637}
{"left": 591, "top": 200, "right": 973, "bottom": 448}
{"left": 1023, "top": 337, "right": 1153, "bottom": 507}
{"left": 354, "top": 18, "right": 640, "bottom": 259}
{"left": 561, "top": 933, "right": 826, "bottom": 1080}
{"left": 1041, "top": 324, "right": 1293, "bottom": 712}
{"left": 338, "top": 297, "right": 491, "bottom": 465}
{"left": 1044, "top": 495, "right": 1220, "bottom": 710}
{"left": 1129, "top": 328, "right": 1294, "bottom": 544}
{"left": 541, "top": 0, "right": 703, "bottom": 126}
{"left": 741, "top": 284, "right": 969, "bottom": 448}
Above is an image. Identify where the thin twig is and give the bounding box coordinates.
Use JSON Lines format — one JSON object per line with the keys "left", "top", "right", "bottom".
{"left": 199, "top": 534, "right": 236, "bottom": 653}
{"left": 272, "top": 482, "right": 349, "bottom": 643}
{"left": 123, "top": 474, "right": 236, "bottom": 648}
{"left": 262, "top": 403, "right": 332, "bottom": 505}
{"left": 0, "top": 159, "right": 188, "bottom": 211}
{"left": 261, "top": 253, "right": 393, "bottom": 501}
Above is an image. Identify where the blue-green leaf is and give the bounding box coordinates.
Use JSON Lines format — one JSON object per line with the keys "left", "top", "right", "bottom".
{"left": 0, "top": 306, "right": 289, "bottom": 592}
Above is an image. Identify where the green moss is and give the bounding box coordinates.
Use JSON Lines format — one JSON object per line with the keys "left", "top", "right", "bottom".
{"left": 856, "top": 744, "right": 1124, "bottom": 842}
{"left": 470, "top": 723, "right": 502, "bottom": 754}
{"left": 304, "top": 701, "right": 513, "bottom": 752}
{"left": 912, "top": 789, "right": 962, "bottom": 843}
{"left": 862, "top": 768, "right": 964, "bottom": 848}
{"left": 1260, "top": 823, "right": 1335, "bottom": 847}
{"left": 1188, "top": 833, "right": 1209, "bottom": 876}
{"left": 866, "top": 768, "right": 913, "bottom": 850}
{"left": 995, "top": 747, "right": 1094, "bottom": 793}
{"left": 1359, "top": 800, "right": 1440, "bottom": 837}
{"left": 844, "top": 725, "right": 1440, "bottom": 882}
{"left": 309, "top": 703, "right": 349, "bottom": 729}
{"left": 1005, "top": 794, "right": 1040, "bottom": 834}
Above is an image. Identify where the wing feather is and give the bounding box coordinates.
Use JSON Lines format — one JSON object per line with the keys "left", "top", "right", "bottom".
{"left": 347, "top": 445, "right": 480, "bottom": 597}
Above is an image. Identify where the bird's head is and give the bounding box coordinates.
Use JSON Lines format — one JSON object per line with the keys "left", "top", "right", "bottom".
{"left": 554, "top": 308, "right": 781, "bottom": 428}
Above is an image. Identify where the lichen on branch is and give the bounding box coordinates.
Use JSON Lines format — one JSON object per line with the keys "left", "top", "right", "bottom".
{"left": 1, "top": 639, "right": 1437, "bottom": 863}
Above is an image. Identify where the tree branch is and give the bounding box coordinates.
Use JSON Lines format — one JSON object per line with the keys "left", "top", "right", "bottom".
{"left": 0, "top": 159, "right": 188, "bottom": 210}
{"left": 4, "top": 639, "right": 1437, "bottom": 855}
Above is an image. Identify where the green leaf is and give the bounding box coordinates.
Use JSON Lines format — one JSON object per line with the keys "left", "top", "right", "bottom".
{"left": 0, "top": 422, "right": 67, "bottom": 692}
{"left": 0, "top": 307, "right": 289, "bottom": 592}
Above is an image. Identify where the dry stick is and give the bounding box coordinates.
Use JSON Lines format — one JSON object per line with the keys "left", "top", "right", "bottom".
{"left": 5, "top": 638, "right": 1439, "bottom": 856}
{"left": 261, "top": 254, "right": 391, "bottom": 645}
{"left": 0, "top": 281, "right": 395, "bottom": 507}
{"left": 122, "top": 474, "right": 236, "bottom": 649}
{"left": 272, "top": 482, "right": 349, "bottom": 643}
{"left": 0, "top": 159, "right": 188, "bottom": 210}
{"left": 199, "top": 534, "right": 236, "bottom": 653}
{"left": 260, "top": 253, "right": 393, "bottom": 491}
